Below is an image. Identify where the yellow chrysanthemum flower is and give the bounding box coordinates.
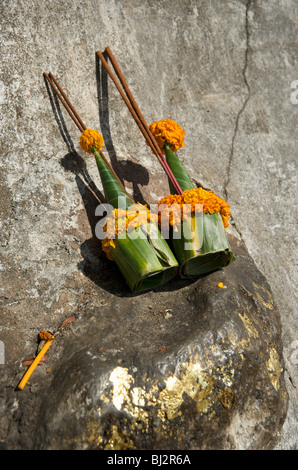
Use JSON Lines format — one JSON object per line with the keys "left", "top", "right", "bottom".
{"left": 158, "top": 187, "right": 231, "bottom": 229}
{"left": 148, "top": 119, "right": 185, "bottom": 154}
{"left": 79, "top": 128, "right": 104, "bottom": 154}
{"left": 101, "top": 204, "right": 158, "bottom": 260}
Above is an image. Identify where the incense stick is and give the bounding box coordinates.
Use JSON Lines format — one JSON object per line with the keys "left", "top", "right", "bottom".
{"left": 48, "top": 73, "right": 86, "bottom": 132}
{"left": 104, "top": 47, "right": 160, "bottom": 155}
{"left": 18, "top": 339, "right": 54, "bottom": 390}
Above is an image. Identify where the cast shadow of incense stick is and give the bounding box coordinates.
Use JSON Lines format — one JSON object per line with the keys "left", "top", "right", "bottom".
{"left": 95, "top": 52, "right": 149, "bottom": 206}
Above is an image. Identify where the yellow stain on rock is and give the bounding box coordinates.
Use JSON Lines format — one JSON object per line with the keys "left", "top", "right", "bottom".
{"left": 109, "top": 366, "right": 134, "bottom": 411}
{"left": 82, "top": 355, "right": 241, "bottom": 448}
{"left": 218, "top": 388, "right": 234, "bottom": 408}
{"left": 104, "top": 424, "right": 135, "bottom": 450}
{"left": 99, "top": 359, "right": 221, "bottom": 425}
{"left": 85, "top": 420, "right": 103, "bottom": 447}
{"left": 158, "top": 361, "right": 214, "bottom": 418}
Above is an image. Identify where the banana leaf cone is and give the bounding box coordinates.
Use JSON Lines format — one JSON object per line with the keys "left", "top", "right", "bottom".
{"left": 163, "top": 144, "right": 235, "bottom": 279}
{"left": 164, "top": 144, "right": 194, "bottom": 193}
{"left": 93, "top": 150, "right": 178, "bottom": 292}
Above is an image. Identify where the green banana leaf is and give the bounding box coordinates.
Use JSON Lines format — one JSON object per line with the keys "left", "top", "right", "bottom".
{"left": 162, "top": 145, "right": 235, "bottom": 278}
{"left": 93, "top": 150, "right": 178, "bottom": 291}
{"left": 164, "top": 144, "right": 194, "bottom": 193}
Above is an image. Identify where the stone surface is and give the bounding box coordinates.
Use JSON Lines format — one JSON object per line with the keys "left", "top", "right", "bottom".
{"left": 6, "top": 236, "right": 289, "bottom": 450}
{"left": 0, "top": 0, "right": 297, "bottom": 449}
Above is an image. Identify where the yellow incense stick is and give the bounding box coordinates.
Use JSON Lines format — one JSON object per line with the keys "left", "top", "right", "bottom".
{"left": 18, "top": 339, "right": 54, "bottom": 390}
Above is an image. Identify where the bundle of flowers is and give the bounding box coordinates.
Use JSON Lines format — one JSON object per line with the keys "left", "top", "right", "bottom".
{"left": 157, "top": 185, "right": 234, "bottom": 277}
{"left": 96, "top": 47, "right": 235, "bottom": 279}
{"left": 79, "top": 128, "right": 178, "bottom": 292}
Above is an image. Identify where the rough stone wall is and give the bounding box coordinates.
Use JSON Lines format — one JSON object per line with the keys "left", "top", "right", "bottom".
{"left": 0, "top": 0, "right": 297, "bottom": 449}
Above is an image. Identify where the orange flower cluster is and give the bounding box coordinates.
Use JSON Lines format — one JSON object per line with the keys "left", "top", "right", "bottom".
{"left": 158, "top": 187, "right": 231, "bottom": 229}
{"left": 148, "top": 119, "right": 185, "bottom": 154}
{"left": 101, "top": 204, "right": 158, "bottom": 260}
{"left": 79, "top": 128, "right": 104, "bottom": 154}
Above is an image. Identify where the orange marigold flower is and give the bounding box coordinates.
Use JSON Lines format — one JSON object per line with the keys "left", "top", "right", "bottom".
{"left": 158, "top": 187, "right": 231, "bottom": 229}
{"left": 148, "top": 119, "right": 185, "bottom": 154}
{"left": 79, "top": 128, "right": 104, "bottom": 154}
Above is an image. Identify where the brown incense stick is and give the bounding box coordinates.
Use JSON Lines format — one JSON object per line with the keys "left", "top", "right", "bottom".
{"left": 96, "top": 51, "right": 155, "bottom": 151}
{"left": 96, "top": 49, "right": 183, "bottom": 195}
{"left": 44, "top": 72, "right": 85, "bottom": 133}
{"left": 104, "top": 47, "right": 161, "bottom": 157}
